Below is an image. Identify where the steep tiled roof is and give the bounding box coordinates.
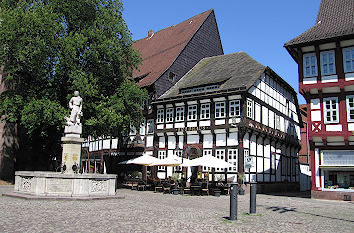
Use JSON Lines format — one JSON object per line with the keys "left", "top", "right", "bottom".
{"left": 285, "top": 0, "right": 354, "bottom": 46}
{"left": 133, "top": 10, "right": 213, "bottom": 87}
{"left": 159, "top": 52, "right": 266, "bottom": 99}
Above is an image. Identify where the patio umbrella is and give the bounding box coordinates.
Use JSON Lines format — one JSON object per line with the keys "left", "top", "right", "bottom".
{"left": 150, "top": 155, "right": 182, "bottom": 166}
{"left": 119, "top": 154, "right": 161, "bottom": 166}
{"left": 189, "top": 155, "right": 235, "bottom": 169}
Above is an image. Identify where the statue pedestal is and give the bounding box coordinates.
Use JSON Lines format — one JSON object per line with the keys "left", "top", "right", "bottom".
{"left": 61, "top": 125, "right": 84, "bottom": 173}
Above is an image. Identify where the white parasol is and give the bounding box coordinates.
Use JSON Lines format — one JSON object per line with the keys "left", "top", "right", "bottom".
{"left": 119, "top": 154, "right": 161, "bottom": 166}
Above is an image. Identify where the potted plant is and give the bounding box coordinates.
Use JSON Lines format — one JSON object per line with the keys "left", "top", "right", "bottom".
{"left": 238, "top": 173, "right": 246, "bottom": 195}
{"left": 171, "top": 173, "right": 181, "bottom": 195}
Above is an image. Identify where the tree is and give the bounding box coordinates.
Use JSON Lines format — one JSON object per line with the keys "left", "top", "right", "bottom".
{"left": 0, "top": 0, "right": 147, "bottom": 171}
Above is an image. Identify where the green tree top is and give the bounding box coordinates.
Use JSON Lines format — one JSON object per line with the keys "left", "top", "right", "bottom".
{"left": 0, "top": 0, "right": 147, "bottom": 167}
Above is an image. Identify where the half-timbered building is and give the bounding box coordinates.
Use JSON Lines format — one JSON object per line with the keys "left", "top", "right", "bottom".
{"left": 152, "top": 52, "right": 302, "bottom": 192}
{"left": 82, "top": 10, "right": 224, "bottom": 175}
{"left": 285, "top": 0, "right": 354, "bottom": 200}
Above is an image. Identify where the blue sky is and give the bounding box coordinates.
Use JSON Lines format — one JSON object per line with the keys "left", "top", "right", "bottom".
{"left": 122, "top": 0, "right": 322, "bottom": 104}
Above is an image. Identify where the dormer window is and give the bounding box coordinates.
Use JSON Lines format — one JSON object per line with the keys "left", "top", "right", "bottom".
{"left": 180, "top": 84, "right": 220, "bottom": 94}
{"left": 169, "top": 72, "right": 176, "bottom": 82}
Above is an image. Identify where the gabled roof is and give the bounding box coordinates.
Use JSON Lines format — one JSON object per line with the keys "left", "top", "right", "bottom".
{"left": 159, "top": 52, "right": 266, "bottom": 100}
{"left": 132, "top": 10, "right": 214, "bottom": 87}
{"left": 285, "top": 0, "right": 354, "bottom": 47}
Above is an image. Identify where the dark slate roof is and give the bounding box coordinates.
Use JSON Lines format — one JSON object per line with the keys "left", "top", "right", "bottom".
{"left": 159, "top": 52, "right": 266, "bottom": 99}
{"left": 132, "top": 10, "right": 213, "bottom": 87}
{"left": 285, "top": 0, "right": 354, "bottom": 46}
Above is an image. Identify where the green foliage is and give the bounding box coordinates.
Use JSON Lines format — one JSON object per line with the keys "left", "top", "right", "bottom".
{"left": 0, "top": 0, "right": 146, "bottom": 169}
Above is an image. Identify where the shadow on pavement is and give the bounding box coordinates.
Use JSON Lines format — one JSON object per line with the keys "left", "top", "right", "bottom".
{"left": 265, "top": 205, "right": 354, "bottom": 223}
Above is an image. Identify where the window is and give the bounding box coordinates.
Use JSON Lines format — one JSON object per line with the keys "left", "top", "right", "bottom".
{"left": 215, "top": 149, "right": 225, "bottom": 171}
{"left": 228, "top": 149, "right": 238, "bottom": 171}
{"left": 229, "top": 100, "right": 240, "bottom": 117}
{"left": 156, "top": 109, "right": 164, "bottom": 123}
{"left": 303, "top": 53, "right": 318, "bottom": 77}
{"left": 346, "top": 95, "right": 354, "bottom": 122}
{"left": 343, "top": 47, "right": 354, "bottom": 73}
{"left": 320, "top": 50, "right": 335, "bottom": 75}
{"left": 168, "top": 71, "right": 176, "bottom": 82}
{"left": 180, "top": 84, "right": 220, "bottom": 94}
{"left": 202, "top": 149, "right": 212, "bottom": 172}
{"left": 146, "top": 119, "right": 154, "bottom": 134}
{"left": 247, "top": 99, "right": 254, "bottom": 119}
{"left": 215, "top": 102, "right": 225, "bottom": 118}
{"left": 158, "top": 151, "right": 166, "bottom": 170}
{"left": 166, "top": 108, "right": 174, "bottom": 123}
{"left": 175, "top": 106, "right": 184, "bottom": 121}
{"left": 275, "top": 114, "right": 281, "bottom": 130}
{"left": 323, "top": 97, "right": 339, "bottom": 124}
{"left": 200, "top": 103, "right": 210, "bottom": 119}
{"left": 187, "top": 105, "right": 197, "bottom": 121}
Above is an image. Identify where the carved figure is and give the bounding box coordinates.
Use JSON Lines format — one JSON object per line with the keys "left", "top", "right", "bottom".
{"left": 65, "top": 91, "right": 83, "bottom": 126}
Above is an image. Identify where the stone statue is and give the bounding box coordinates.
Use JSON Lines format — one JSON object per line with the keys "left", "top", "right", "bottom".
{"left": 65, "top": 91, "right": 83, "bottom": 126}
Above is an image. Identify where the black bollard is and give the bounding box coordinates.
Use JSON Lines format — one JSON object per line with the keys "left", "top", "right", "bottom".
{"left": 230, "top": 182, "right": 238, "bottom": 221}
{"left": 250, "top": 182, "right": 257, "bottom": 214}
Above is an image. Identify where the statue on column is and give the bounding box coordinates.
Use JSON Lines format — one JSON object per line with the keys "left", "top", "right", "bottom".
{"left": 65, "top": 91, "right": 83, "bottom": 126}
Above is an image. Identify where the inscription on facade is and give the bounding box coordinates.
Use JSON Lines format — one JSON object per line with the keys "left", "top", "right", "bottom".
{"left": 247, "top": 121, "right": 285, "bottom": 139}
{"left": 176, "top": 126, "right": 210, "bottom": 132}
{"left": 90, "top": 179, "right": 108, "bottom": 193}
{"left": 46, "top": 178, "right": 73, "bottom": 193}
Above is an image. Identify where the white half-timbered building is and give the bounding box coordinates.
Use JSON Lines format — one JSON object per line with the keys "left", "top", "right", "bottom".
{"left": 152, "top": 52, "right": 303, "bottom": 192}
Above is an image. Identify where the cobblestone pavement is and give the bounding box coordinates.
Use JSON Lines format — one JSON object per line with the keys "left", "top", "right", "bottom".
{"left": 0, "top": 185, "right": 353, "bottom": 233}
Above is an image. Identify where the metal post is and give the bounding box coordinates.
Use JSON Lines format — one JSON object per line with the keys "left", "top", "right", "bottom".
{"left": 230, "top": 182, "right": 238, "bottom": 221}
{"left": 250, "top": 182, "right": 257, "bottom": 214}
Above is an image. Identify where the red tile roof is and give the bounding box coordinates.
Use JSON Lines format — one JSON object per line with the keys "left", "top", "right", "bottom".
{"left": 132, "top": 10, "right": 213, "bottom": 87}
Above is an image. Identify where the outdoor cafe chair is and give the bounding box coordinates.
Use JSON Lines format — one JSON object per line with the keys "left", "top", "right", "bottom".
{"left": 201, "top": 182, "right": 209, "bottom": 196}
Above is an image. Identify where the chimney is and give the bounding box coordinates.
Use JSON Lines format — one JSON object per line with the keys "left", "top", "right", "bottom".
{"left": 148, "top": 30, "right": 154, "bottom": 38}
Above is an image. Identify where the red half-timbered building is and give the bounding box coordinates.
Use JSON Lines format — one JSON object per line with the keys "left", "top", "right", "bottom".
{"left": 285, "top": 0, "right": 354, "bottom": 200}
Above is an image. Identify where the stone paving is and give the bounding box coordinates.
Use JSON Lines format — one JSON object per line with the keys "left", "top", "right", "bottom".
{"left": 0, "top": 185, "right": 353, "bottom": 233}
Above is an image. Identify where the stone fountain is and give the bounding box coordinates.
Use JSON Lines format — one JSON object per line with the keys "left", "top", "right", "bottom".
{"left": 7, "top": 92, "right": 118, "bottom": 199}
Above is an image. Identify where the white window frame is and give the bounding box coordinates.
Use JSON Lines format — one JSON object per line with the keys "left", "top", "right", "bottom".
{"left": 215, "top": 149, "right": 225, "bottom": 171}
{"left": 229, "top": 100, "right": 240, "bottom": 117}
{"left": 158, "top": 150, "right": 166, "bottom": 170}
{"left": 303, "top": 52, "right": 318, "bottom": 77}
{"left": 320, "top": 50, "right": 336, "bottom": 76}
{"left": 215, "top": 101, "right": 226, "bottom": 119}
{"left": 228, "top": 149, "right": 238, "bottom": 172}
{"left": 323, "top": 97, "right": 339, "bottom": 124}
{"left": 247, "top": 99, "right": 254, "bottom": 119}
{"left": 346, "top": 95, "right": 354, "bottom": 122}
{"left": 200, "top": 103, "right": 210, "bottom": 119}
{"left": 156, "top": 109, "right": 164, "bottom": 123}
{"left": 166, "top": 108, "right": 174, "bottom": 123}
{"left": 175, "top": 106, "right": 184, "bottom": 122}
{"left": 202, "top": 149, "right": 212, "bottom": 172}
{"left": 343, "top": 46, "right": 354, "bottom": 73}
{"left": 187, "top": 105, "right": 197, "bottom": 121}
